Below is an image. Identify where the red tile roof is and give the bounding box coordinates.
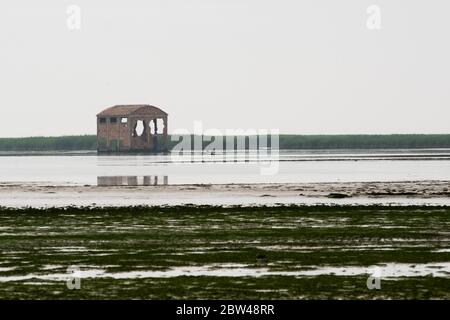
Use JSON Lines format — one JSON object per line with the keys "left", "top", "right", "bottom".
{"left": 97, "top": 105, "right": 168, "bottom": 117}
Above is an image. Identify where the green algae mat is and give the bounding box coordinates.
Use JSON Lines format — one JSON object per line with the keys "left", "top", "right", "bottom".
{"left": 0, "top": 205, "right": 449, "bottom": 299}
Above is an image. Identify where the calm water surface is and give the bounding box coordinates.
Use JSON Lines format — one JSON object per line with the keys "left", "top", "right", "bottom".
{"left": 1, "top": 149, "right": 450, "bottom": 185}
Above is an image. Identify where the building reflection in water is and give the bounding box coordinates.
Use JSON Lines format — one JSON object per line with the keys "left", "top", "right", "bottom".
{"left": 97, "top": 176, "right": 168, "bottom": 186}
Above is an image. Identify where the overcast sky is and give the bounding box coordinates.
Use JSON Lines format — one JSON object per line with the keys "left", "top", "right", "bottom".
{"left": 0, "top": 0, "right": 449, "bottom": 137}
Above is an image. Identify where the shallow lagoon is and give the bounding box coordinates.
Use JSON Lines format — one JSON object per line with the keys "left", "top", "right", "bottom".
{"left": 0, "top": 149, "right": 450, "bottom": 186}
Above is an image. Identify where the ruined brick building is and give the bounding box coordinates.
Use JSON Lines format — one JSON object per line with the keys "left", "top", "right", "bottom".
{"left": 97, "top": 105, "right": 168, "bottom": 152}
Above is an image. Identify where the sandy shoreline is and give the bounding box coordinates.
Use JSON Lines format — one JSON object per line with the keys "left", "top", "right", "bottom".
{"left": 0, "top": 180, "right": 449, "bottom": 207}
{"left": 1, "top": 180, "right": 449, "bottom": 197}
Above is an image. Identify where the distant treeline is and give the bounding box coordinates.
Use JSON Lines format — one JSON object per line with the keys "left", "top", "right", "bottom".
{"left": 0, "top": 135, "right": 97, "bottom": 151}
{"left": 0, "top": 134, "right": 449, "bottom": 151}
{"left": 277, "top": 134, "right": 450, "bottom": 149}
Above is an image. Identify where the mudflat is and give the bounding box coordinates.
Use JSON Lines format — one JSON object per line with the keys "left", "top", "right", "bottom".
{"left": 0, "top": 205, "right": 448, "bottom": 299}
{"left": 0, "top": 180, "right": 449, "bottom": 207}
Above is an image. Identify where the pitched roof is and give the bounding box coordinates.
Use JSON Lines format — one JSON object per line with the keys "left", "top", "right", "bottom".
{"left": 97, "top": 105, "right": 168, "bottom": 117}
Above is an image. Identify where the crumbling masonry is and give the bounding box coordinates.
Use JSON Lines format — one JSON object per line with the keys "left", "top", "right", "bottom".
{"left": 97, "top": 105, "right": 168, "bottom": 152}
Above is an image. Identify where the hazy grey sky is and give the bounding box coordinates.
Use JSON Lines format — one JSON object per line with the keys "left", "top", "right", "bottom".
{"left": 1, "top": 0, "right": 449, "bottom": 137}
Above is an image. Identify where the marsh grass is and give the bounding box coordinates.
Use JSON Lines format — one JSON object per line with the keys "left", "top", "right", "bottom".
{"left": 1, "top": 134, "right": 449, "bottom": 151}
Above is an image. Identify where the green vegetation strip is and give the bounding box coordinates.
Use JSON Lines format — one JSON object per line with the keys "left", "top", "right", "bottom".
{"left": 0, "top": 205, "right": 449, "bottom": 299}
{"left": 1, "top": 134, "right": 449, "bottom": 151}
